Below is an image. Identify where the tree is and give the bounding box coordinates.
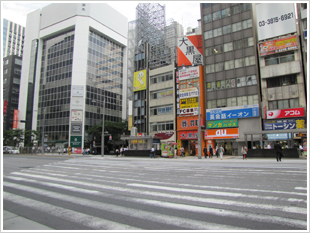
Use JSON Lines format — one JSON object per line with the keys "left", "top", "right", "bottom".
{"left": 3, "top": 129, "right": 24, "bottom": 147}
{"left": 24, "top": 130, "right": 40, "bottom": 147}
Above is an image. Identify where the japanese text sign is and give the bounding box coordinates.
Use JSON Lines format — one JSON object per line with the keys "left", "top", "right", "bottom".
{"left": 259, "top": 35, "right": 298, "bottom": 56}
{"left": 264, "top": 118, "right": 305, "bottom": 130}
{"left": 267, "top": 108, "right": 305, "bottom": 119}
{"left": 179, "top": 131, "right": 198, "bottom": 140}
{"left": 207, "top": 119, "right": 238, "bottom": 129}
{"left": 180, "top": 97, "right": 198, "bottom": 109}
{"left": 179, "top": 66, "right": 200, "bottom": 80}
{"left": 179, "top": 88, "right": 198, "bottom": 99}
{"left": 177, "top": 35, "right": 203, "bottom": 67}
{"left": 206, "top": 104, "right": 259, "bottom": 121}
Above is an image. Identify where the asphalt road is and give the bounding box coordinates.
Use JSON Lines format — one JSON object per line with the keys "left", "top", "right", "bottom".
{"left": 2, "top": 155, "right": 308, "bottom": 230}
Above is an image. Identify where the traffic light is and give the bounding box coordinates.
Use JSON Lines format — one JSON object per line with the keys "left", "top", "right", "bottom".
{"left": 109, "top": 135, "right": 112, "bottom": 140}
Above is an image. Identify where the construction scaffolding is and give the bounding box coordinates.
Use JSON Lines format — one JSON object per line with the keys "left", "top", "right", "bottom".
{"left": 135, "top": 3, "right": 182, "bottom": 70}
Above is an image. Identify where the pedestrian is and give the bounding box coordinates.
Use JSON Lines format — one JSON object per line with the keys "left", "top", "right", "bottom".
{"left": 203, "top": 146, "right": 208, "bottom": 158}
{"left": 209, "top": 146, "right": 213, "bottom": 158}
{"left": 299, "top": 144, "right": 303, "bottom": 153}
{"left": 115, "top": 148, "right": 119, "bottom": 157}
{"left": 218, "top": 145, "right": 224, "bottom": 160}
{"left": 274, "top": 141, "right": 282, "bottom": 162}
{"left": 215, "top": 146, "right": 219, "bottom": 158}
{"left": 58, "top": 147, "right": 61, "bottom": 155}
{"left": 241, "top": 144, "right": 248, "bottom": 160}
{"left": 150, "top": 146, "right": 155, "bottom": 158}
{"left": 267, "top": 143, "right": 271, "bottom": 149}
{"left": 180, "top": 146, "right": 185, "bottom": 157}
{"left": 120, "top": 147, "right": 123, "bottom": 156}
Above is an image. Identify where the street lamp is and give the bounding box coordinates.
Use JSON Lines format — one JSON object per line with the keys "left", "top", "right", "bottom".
{"left": 92, "top": 99, "right": 105, "bottom": 157}
{"left": 187, "top": 82, "right": 202, "bottom": 159}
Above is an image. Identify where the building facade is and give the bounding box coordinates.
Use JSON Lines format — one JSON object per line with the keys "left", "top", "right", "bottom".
{"left": 3, "top": 19, "right": 25, "bottom": 57}
{"left": 255, "top": 3, "right": 307, "bottom": 148}
{"left": 17, "top": 3, "right": 128, "bottom": 150}
{"left": 200, "top": 3, "right": 262, "bottom": 155}
{"left": 3, "top": 55, "right": 23, "bottom": 130}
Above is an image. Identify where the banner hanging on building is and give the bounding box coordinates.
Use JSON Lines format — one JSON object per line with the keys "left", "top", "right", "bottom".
{"left": 206, "top": 104, "right": 259, "bottom": 120}
{"left": 177, "top": 35, "right": 203, "bottom": 67}
{"left": 3, "top": 100, "right": 7, "bottom": 114}
{"left": 133, "top": 70, "right": 146, "bottom": 92}
{"left": 259, "top": 35, "right": 298, "bottom": 56}
{"left": 13, "top": 109, "right": 18, "bottom": 129}
{"left": 207, "top": 119, "right": 238, "bottom": 129}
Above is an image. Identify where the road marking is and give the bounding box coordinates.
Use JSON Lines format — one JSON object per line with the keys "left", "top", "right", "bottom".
{"left": 294, "top": 187, "right": 307, "bottom": 190}
{"left": 3, "top": 192, "right": 141, "bottom": 230}
{"left": 3, "top": 182, "right": 249, "bottom": 230}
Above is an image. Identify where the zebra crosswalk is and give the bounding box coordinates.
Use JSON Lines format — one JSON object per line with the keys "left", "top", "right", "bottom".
{"left": 3, "top": 157, "right": 308, "bottom": 230}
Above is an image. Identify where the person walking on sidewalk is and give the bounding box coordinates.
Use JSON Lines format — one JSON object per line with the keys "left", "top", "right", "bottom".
{"left": 241, "top": 144, "right": 248, "bottom": 160}
{"left": 218, "top": 145, "right": 224, "bottom": 160}
{"left": 209, "top": 146, "right": 213, "bottom": 158}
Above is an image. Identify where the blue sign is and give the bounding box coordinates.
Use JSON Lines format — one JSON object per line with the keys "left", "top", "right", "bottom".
{"left": 206, "top": 104, "right": 259, "bottom": 121}
{"left": 267, "top": 133, "right": 292, "bottom": 140}
{"left": 264, "top": 119, "right": 305, "bottom": 130}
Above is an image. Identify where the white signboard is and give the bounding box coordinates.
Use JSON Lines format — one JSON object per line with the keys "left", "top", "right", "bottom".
{"left": 179, "top": 88, "right": 198, "bottom": 99}
{"left": 71, "top": 97, "right": 84, "bottom": 109}
{"left": 71, "top": 110, "right": 83, "bottom": 122}
{"left": 72, "top": 85, "right": 84, "bottom": 97}
{"left": 179, "top": 66, "right": 200, "bottom": 81}
{"left": 256, "top": 3, "right": 297, "bottom": 41}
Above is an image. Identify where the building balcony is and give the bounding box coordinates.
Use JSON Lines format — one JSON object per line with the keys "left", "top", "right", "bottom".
{"left": 260, "top": 61, "right": 301, "bottom": 79}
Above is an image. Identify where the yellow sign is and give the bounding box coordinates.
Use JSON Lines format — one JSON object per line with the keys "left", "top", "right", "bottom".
{"left": 180, "top": 97, "right": 198, "bottom": 109}
{"left": 133, "top": 70, "right": 146, "bottom": 92}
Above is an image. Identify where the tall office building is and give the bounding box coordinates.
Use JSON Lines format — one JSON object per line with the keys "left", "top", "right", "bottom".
{"left": 3, "top": 19, "right": 25, "bottom": 57}
{"left": 3, "top": 55, "right": 23, "bottom": 131}
{"left": 200, "top": 3, "right": 261, "bottom": 154}
{"left": 297, "top": 3, "right": 307, "bottom": 87}
{"left": 17, "top": 3, "right": 128, "bottom": 150}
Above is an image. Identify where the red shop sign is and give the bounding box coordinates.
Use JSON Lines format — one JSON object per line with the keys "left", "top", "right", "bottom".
{"left": 267, "top": 108, "right": 305, "bottom": 119}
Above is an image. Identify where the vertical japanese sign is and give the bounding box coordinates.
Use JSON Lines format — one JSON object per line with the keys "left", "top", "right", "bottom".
{"left": 177, "top": 35, "right": 203, "bottom": 67}
{"left": 13, "top": 109, "right": 18, "bottom": 129}
{"left": 3, "top": 100, "right": 7, "bottom": 114}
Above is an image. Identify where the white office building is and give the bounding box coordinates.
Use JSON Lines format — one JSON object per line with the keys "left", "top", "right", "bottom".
{"left": 18, "top": 3, "right": 128, "bottom": 150}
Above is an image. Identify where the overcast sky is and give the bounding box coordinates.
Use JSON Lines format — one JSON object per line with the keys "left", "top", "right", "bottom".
{"left": 1, "top": 1, "right": 201, "bottom": 30}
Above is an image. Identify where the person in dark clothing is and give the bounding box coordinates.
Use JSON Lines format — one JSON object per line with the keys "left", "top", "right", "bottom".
{"left": 274, "top": 142, "right": 282, "bottom": 162}
{"left": 209, "top": 146, "right": 213, "bottom": 158}
{"left": 203, "top": 146, "right": 208, "bottom": 158}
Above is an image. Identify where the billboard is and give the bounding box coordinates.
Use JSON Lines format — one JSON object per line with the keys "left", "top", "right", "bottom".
{"left": 133, "top": 70, "right": 146, "bottom": 92}
{"left": 13, "top": 109, "right": 18, "bottom": 129}
{"left": 177, "top": 35, "right": 203, "bottom": 67}
{"left": 180, "top": 97, "right": 198, "bottom": 109}
{"left": 179, "top": 88, "right": 198, "bottom": 99}
{"left": 207, "top": 104, "right": 259, "bottom": 121}
{"left": 205, "top": 128, "right": 239, "bottom": 139}
{"left": 259, "top": 35, "right": 298, "bottom": 56}
{"left": 178, "top": 116, "right": 205, "bottom": 130}
{"left": 207, "top": 119, "right": 238, "bottom": 129}
{"left": 256, "top": 3, "right": 297, "bottom": 41}
{"left": 179, "top": 130, "right": 198, "bottom": 140}
{"left": 71, "top": 110, "right": 83, "bottom": 122}
{"left": 264, "top": 118, "right": 305, "bottom": 130}
{"left": 179, "top": 66, "right": 200, "bottom": 81}
{"left": 3, "top": 100, "right": 7, "bottom": 114}
{"left": 266, "top": 108, "right": 305, "bottom": 119}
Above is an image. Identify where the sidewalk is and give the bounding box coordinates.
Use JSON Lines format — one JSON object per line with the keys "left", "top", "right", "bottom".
{"left": 3, "top": 210, "right": 53, "bottom": 230}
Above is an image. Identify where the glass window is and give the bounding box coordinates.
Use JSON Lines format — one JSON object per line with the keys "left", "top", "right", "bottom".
{"left": 213, "top": 27, "right": 222, "bottom": 37}
{"left": 222, "top": 8, "right": 231, "bottom": 18}
{"left": 205, "top": 64, "right": 215, "bottom": 73}
{"left": 15, "top": 58, "right": 22, "bottom": 65}
{"left": 204, "top": 14, "right": 212, "bottom": 23}
{"left": 224, "top": 42, "right": 233, "bottom": 52}
{"left": 213, "top": 11, "right": 221, "bottom": 21}
{"left": 207, "top": 100, "right": 216, "bottom": 109}
{"left": 231, "top": 5, "right": 241, "bottom": 14}
{"left": 245, "top": 37, "right": 254, "bottom": 47}
{"left": 245, "top": 56, "right": 255, "bottom": 66}
{"left": 207, "top": 82, "right": 216, "bottom": 91}
{"left": 4, "top": 60, "right": 9, "bottom": 65}
{"left": 234, "top": 39, "right": 243, "bottom": 50}
{"left": 223, "top": 25, "right": 232, "bottom": 35}
{"left": 236, "top": 77, "right": 246, "bottom": 87}
{"left": 235, "top": 58, "right": 244, "bottom": 68}
{"left": 205, "top": 47, "right": 213, "bottom": 56}
{"left": 214, "top": 44, "right": 223, "bottom": 54}
{"left": 242, "top": 19, "right": 252, "bottom": 29}
{"left": 215, "top": 62, "right": 224, "bottom": 72}
{"left": 241, "top": 3, "right": 251, "bottom": 12}
{"left": 204, "top": 30, "right": 213, "bottom": 39}
{"left": 278, "top": 99, "right": 289, "bottom": 109}
{"left": 224, "top": 60, "right": 234, "bottom": 70}
{"left": 13, "top": 78, "right": 20, "bottom": 84}
{"left": 289, "top": 98, "right": 299, "bottom": 108}
{"left": 232, "top": 22, "right": 242, "bottom": 32}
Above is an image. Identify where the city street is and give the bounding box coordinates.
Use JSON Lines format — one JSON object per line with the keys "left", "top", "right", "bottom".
{"left": 2, "top": 155, "right": 308, "bottom": 230}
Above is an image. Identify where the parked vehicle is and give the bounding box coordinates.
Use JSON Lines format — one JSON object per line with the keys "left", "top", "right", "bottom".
{"left": 3, "top": 146, "right": 19, "bottom": 154}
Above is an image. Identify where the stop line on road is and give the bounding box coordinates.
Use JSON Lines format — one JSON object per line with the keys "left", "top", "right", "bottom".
{"left": 3, "top": 157, "right": 307, "bottom": 230}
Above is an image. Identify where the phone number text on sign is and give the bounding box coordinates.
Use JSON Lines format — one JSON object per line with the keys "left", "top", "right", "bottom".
{"left": 259, "top": 12, "right": 294, "bottom": 27}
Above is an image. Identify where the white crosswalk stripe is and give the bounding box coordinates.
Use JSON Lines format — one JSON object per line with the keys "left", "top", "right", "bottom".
{"left": 3, "top": 158, "right": 307, "bottom": 230}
